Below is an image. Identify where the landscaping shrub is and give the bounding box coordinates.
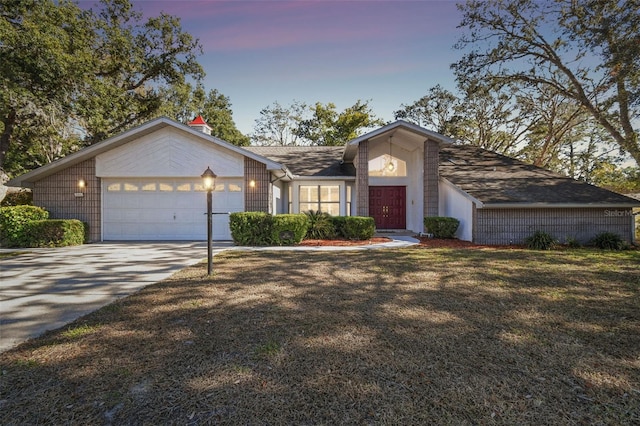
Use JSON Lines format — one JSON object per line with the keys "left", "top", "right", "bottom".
{"left": 23, "top": 219, "right": 85, "bottom": 247}
{"left": 229, "top": 212, "right": 273, "bottom": 245}
{"left": 525, "top": 230, "right": 557, "bottom": 250}
{"left": 330, "top": 216, "right": 348, "bottom": 237}
{"left": 341, "top": 216, "right": 375, "bottom": 240}
{"left": 271, "top": 214, "right": 309, "bottom": 245}
{"left": 565, "top": 237, "right": 581, "bottom": 248}
{"left": 591, "top": 232, "right": 627, "bottom": 250}
{"left": 0, "top": 205, "right": 49, "bottom": 247}
{"left": 1, "top": 189, "right": 32, "bottom": 206}
{"left": 304, "top": 210, "right": 336, "bottom": 239}
{"left": 423, "top": 216, "right": 460, "bottom": 239}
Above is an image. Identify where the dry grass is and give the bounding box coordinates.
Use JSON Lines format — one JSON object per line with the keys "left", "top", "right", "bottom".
{"left": 1, "top": 247, "right": 639, "bottom": 425}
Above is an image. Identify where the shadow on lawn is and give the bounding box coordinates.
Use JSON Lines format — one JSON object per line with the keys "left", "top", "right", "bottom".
{"left": 1, "top": 248, "right": 639, "bottom": 425}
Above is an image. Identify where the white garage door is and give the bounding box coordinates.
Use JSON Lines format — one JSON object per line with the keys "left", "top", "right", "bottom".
{"left": 102, "top": 178, "right": 243, "bottom": 240}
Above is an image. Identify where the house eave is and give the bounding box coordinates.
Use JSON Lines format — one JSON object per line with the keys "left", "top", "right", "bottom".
{"left": 291, "top": 175, "right": 356, "bottom": 181}
{"left": 6, "top": 116, "right": 285, "bottom": 188}
{"left": 342, "top": 120, "right": 455, "bottom": 162}
{"left": 478, "top": 202, "right": 640, "bottom": 209}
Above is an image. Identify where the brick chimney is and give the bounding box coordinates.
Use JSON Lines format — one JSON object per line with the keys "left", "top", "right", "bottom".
{"left": 187, "top": 115, "right": 212, "bottom": 135}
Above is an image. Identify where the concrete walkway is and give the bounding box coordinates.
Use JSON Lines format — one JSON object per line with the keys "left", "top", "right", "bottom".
{"left": 0, "top": 237, "right": 418, "bottom": 353}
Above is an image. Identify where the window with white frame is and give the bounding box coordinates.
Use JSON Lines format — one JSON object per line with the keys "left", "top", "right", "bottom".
{"left": 299, "top": 185, "right": 340, "bottom": 215}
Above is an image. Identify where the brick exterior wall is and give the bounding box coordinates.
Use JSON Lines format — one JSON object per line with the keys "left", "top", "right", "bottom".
{"left": 356, "top": 140, "right": 369, "bottom": 217}
{"left": 475, "top": 207, "right": 635, "bottom": 245}
{"left": 423, "top": 139, "right": 439, "bottom": 217}
{"left": 244, "top": 157, "right": 270, "bottom": 212}
{"left": 33, "top": 158, "right": 101, "bottom": 242}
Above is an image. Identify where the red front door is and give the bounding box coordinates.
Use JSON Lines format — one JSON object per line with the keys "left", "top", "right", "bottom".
{"left": 369, "top": 186, "right": 406, "bottom": 229}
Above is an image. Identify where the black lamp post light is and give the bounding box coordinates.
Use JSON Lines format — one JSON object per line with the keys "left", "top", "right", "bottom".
{"left": 201, "top": 166, "right": 217, "bottom": 275}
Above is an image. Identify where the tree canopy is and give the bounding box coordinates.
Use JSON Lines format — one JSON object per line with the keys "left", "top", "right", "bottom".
{"left": 452, "top": 0, "right": 640, "bottom": 167}
{"left": 0, "top": 0, "right": 204, "bottom": 178}
{"left": 252, "top": 100, "right": 382, "bottom": 146}
{"left": 159, "top": 84, "right": 250, "bottom": 146}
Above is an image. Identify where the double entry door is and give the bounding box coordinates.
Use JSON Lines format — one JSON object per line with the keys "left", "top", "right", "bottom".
{"left": 369, "top": 186, "right": 406, "bottom": 230}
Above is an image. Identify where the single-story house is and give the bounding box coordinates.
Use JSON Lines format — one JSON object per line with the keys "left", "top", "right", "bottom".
{"left": 7, "top": 116, "right": 639, "bottom": 245}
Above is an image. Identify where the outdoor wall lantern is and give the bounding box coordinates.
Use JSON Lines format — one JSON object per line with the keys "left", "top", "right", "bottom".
{"left": 386, "top": 135, "right": 396, "bottom": 173}
{"left": 249, "top": 179, "right": 256, "bottom": 188}
{"left": 201, "top": 166, "right": 217, "bottom": 275}
{"left": 74, "top": 179, "right": 86, "bottom": 197}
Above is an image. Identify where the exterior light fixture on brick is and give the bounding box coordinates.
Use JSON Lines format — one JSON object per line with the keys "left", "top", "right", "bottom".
{"left": 75, "top": 179, "right": 86, "bottom": 197}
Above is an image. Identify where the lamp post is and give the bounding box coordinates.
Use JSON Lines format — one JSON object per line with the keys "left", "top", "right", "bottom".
{"left": 201, "top": 166, "right": 217, "bottom": 275}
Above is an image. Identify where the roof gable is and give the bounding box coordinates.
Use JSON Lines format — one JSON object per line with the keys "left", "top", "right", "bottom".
{"left": 342, "top": 120, "right": 455, "bottom": 162}
{"left": 7, "top": 117, "right": 285, "bottom": 187}
{"left": 96, "top": 127, "right": 244, "bottom": 177}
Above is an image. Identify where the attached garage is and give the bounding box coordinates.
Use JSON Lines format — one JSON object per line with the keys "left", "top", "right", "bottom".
{"left": 102, "top": 178, "right": 244, "bottom": 240}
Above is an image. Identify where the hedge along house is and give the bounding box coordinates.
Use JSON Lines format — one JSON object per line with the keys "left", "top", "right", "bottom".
{"left": 7, "top": 117, "right": 639, "bottom": 245}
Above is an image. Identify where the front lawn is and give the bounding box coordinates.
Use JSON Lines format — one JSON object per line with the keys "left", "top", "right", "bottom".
{"left": 1, "top": 247, "right": 639, "bottom": 424}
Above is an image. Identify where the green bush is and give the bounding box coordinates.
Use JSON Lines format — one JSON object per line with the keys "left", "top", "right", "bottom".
{"left": 341, "top": 216, "right": 375, "bottom": 240}
{"left": 328, "top": 216, "right": 375, "bottom": 240}
{"left": 23, "top": 219, "right": 85, "bottom": 247}
{"left": 1, "top": 189, "right": 33, "bottom": 206}
{"left": 229, "top": 212, "right": 273, "bottom": 245}
{"left": 271, "top": 214, "right": 310, "bottom": 245}
{"left": 304, "top": 210, "right": 336, "bottom": 239}
{"left": 565, "top": 237, "right": 581, "bottom": 248}
{"left": 330, "top": 216, "right": 348, "bottom": 237}
{"left": 525, "top": 230, "right": 557, "bottom": 250}
{"left": 0, "top": 205, "right": 49, "bottom": 247}
{"left": 423, "top": 216, "right": 460, "bottom": 239}
{"left": 591, "top": 232, "right": 627, "bottom": 250}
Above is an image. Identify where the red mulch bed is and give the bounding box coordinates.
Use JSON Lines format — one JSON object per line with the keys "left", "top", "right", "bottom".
{"left": 299, "top": 236, "right": 524, "bottom": 249}
{"left": 298, "top": 236, "right": 522, "bottom": 249}
{"left": 298, "top": 237, "right": 392, "bottom": 246}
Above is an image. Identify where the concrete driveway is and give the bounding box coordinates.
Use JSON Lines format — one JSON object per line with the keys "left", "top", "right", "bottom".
{"left": 0, "top": 242, "right": 231, "bottom": 353}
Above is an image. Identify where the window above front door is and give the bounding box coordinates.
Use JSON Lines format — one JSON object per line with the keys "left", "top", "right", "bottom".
{"left": 368, "top": 154, "right": 407, "bottom": 177}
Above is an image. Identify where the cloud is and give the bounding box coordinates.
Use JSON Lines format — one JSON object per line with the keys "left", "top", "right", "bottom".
{"left": 169, "top": 0, "right": 462, "bottom": 53}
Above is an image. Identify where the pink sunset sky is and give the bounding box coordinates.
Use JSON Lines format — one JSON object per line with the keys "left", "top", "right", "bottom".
{"left": 83, "top": 0, "right": 465, "bottom": 134}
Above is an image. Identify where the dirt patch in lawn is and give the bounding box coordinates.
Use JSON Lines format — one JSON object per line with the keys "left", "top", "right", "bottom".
{"left": 1, "top": 248, "right": 639, "bottom": 424}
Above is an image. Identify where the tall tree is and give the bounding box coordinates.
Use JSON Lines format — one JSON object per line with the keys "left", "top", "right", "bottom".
{"left": 158, "top": 85, "right": 249, "bottom": 146}
{"left": 0, "top": 0, "right": 93, "bottom": 177}
{"left": 0, "top": 0, "right": 204, "bottom": 178}
{"left": 298, "top": 100, "right": 383, "bottom": 146}
{"left": 452, "top": 0, "right": 640, "bottom": 166}
{"left": 516, "top": 83, "right": 590, "bottom": 170}
{"left": 251, "top": 101, "right": 307, "bottom": 146}
{"left": 396, "top": 82, "right": 530, "bottom": 155}
{"left": 200, "top": 89, "right": 250, "bottom": 146}
{"left": 253, "top": 100, "right": 382, "bottom": 147}
{"left": 158, "top": 82, "right": 207, "bottom": 124}
{"left": 394, "top": 85, "right": 463, "bottom": 136}
{"left": 77, "top": 0, "right": 204, "bottom": 142}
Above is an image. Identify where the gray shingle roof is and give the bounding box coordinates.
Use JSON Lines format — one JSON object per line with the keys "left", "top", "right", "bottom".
{"left": 247, "top": 143, "right": 638, "bottom": 206}
{"left": 245, "top": 146, "right": 355, "bottom": 177}
{"left": 440, "top": 145, "right": 638, "bottom": 206}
